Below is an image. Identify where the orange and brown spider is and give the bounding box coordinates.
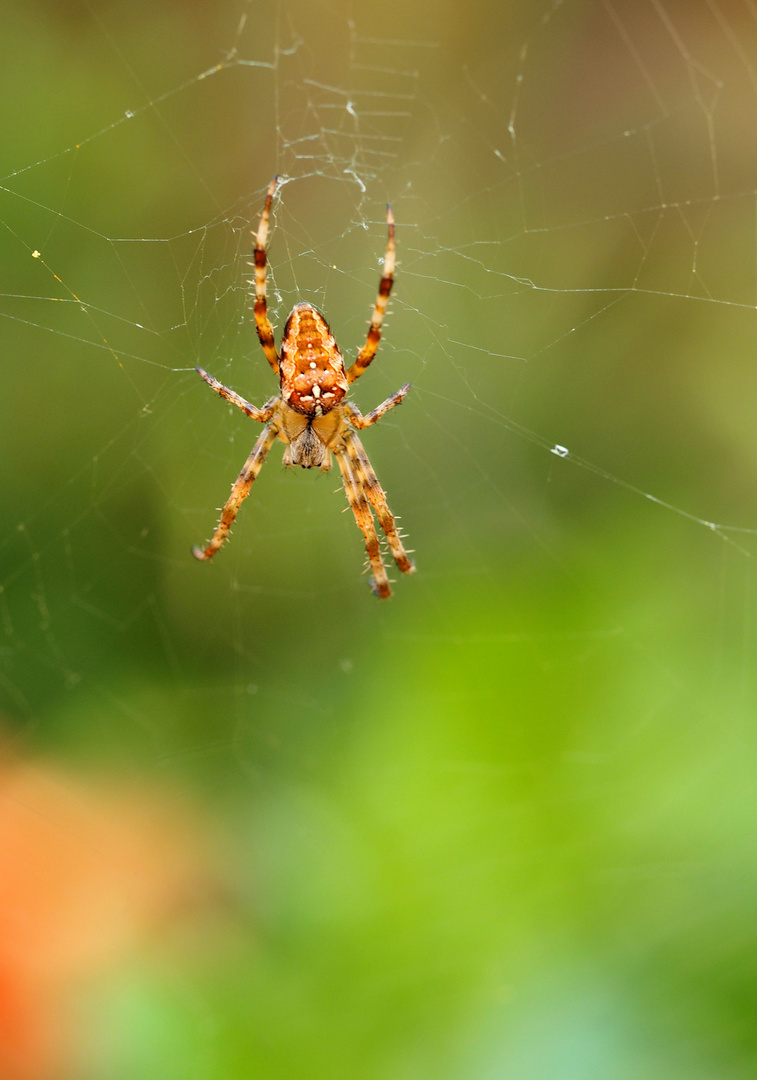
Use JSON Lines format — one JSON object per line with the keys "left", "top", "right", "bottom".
{"left": 192, "top": 176, "right": 414, "bottom": 599}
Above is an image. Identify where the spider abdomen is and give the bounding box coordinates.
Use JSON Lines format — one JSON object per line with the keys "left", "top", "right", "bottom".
{"left": 279, "top": 302, "right": 348, "bottom": 416}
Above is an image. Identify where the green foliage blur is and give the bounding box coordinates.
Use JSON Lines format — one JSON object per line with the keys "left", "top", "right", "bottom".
{"left": 2, "top": 1, "right": 757, "bottom": 1077}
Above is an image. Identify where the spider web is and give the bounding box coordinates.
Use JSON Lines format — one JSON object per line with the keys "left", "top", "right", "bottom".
{"left": 1, "top": 0, "right": 757, "bottom": 1076}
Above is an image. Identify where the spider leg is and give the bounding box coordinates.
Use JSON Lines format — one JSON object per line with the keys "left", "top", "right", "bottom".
{"left": 334, "top": 444, "right": 392, "bottom": 599}
{"left": 251, "top": 177, "right": 281, "bottom": 375}
{"left": 196, "top": 367, "right": 277, "bottom": 422}
{"left": 343, "top": 430, "right": 415, "bottom": 577}
{"left": 343, "top": 384, "right": 410, "bottom": 430}
{"left": 345, "top": 205, "right": 395, "bottom": 385}
{"left": 192, "top": 422, "right": 278, "bottom": 562}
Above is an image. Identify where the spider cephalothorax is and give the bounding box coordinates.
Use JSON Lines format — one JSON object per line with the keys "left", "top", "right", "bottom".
{"left": 192, "top": 176, "right": 414, "bottom": 599}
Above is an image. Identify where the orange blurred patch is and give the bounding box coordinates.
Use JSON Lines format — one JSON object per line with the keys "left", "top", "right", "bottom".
{"left": 0, "top": 754, "right": 218, "bottom": 1079}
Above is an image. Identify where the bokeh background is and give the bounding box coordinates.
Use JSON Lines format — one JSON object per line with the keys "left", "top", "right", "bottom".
{"left": 2, "top": 0, "right": 757, "bottom": 1076}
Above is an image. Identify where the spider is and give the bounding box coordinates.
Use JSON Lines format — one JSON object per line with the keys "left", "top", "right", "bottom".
{"left": 192, "top": 176, "right": 414, "bottom": 599}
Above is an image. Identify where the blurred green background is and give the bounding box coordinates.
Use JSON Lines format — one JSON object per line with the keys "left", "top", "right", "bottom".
{"left": 2, "top": 0, "right": 757, "bottom": 1077}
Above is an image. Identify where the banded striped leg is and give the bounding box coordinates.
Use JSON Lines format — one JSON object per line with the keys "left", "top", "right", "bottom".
{"left": 335, "top": 444, "right": 392, "bottom": 599}
{"left": 192, "top": 422, "right": 278, "bottom": 561}
{"left": 196, "top": 367, "right": 276, "bottom": 422}
{"left": 344, "top": 430, "right": 414, "bottom": 577}
{"left": 251, "top": 177, "right": 280, "bottom": 375}
{"left": 345, "top": 206, "right": 395, "bottom": 385}
{"left": 343, "top": 384, "right": 411, "bottom": 429}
